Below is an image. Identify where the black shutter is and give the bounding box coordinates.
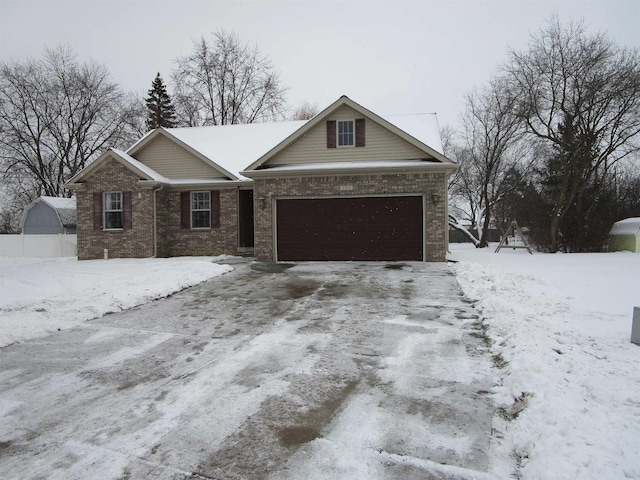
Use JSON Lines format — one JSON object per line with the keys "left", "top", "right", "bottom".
{"left": 123, "top": 191, "right": 132, "bottom": 230}
{"left": 327, "top": 120, "right": 336, "bottom": 148}
{"left": 355, "top": 118, "right": 365, "bottom": 147}
{"left": 93, "top": 192, "right": 103, "bottom": 230}
{"left": 211, "top": 190, "right": 220, "bottom": 228}
{"left": 180, "top": 191, "right": 191, "bottom": 229}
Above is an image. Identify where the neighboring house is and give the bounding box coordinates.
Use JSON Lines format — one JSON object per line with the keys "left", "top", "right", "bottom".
{"left": 65, "top": 96, "right": 458, "bottom": 262}
{"left": 21, "top": 196, "right": 77, "bottom": 234}
{"left": 609, "top": 218, "right": 640, "bottom": 253}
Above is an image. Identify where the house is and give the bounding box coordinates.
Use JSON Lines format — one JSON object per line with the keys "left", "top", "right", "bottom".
{"left": 609, "top": 218, "right": 640, "bottom": 253}
{"left": 21, "top": 196, "right": 77, "bottom": 234}
{"left": 65, "top": 96, "right": 457, "bottom": 262}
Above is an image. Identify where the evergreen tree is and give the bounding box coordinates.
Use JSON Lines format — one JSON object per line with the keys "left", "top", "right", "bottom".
{"left": 145, "top": 72, "right": 176, "bottom": 129}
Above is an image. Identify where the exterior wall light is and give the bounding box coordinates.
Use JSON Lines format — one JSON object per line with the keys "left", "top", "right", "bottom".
{"left": 431, "top": 193, "right": 441, "bottom": 207}
{"left": 258, "top": 197, "right": 267, "bottom": 210}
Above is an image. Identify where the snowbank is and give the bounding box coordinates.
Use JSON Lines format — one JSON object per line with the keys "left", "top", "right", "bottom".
{"left": 449, "top": 245, "right": 640, "bottom": 479}
{"left": 0, "top": 256, "right": 232, "bottom": 348}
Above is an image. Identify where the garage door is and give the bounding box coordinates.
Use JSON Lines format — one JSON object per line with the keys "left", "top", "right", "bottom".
{"left": 276, "top": 196, "right": 423, "bottom": 261}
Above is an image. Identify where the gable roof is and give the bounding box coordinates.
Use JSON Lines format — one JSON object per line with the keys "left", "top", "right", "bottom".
{"left": 243, "top": 95, "right": 453, "bottom": 173}
{"left": 128, "top": 122, "right": 307, "bottom": 181}
{"left": 65, "top": 96, "right": 453, "bottom": 189}
{"left": 65, "top": 148, "right": 168, "bottom": 187}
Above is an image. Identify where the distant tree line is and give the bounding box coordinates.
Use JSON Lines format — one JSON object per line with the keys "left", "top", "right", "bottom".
{"left": 0, "top": 31, "right": 315, "bottom": 232}
{"left": 448, "top": 17, "right": 640, "bottom": 252}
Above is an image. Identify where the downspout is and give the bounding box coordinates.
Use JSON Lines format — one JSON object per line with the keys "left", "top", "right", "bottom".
{"left": 153, "top": 185, "right": 163, "bottom": 257}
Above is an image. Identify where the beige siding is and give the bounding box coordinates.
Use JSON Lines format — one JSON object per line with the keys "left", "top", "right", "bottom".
{"left": 266, "top": 106, "right": 429, "bottom": 166}
{"left": 133, "top": 135, "right": 224, "bottom": 179}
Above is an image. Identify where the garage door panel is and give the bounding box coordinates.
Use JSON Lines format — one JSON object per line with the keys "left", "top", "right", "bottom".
{"left": 276, "top": 196, "right": 423, "bottom": 261}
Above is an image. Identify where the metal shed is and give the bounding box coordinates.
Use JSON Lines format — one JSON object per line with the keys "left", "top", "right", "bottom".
{"left": 21, "top": 196, "right": 77, "bottom": 234}
{"left": 609, "top": 218, "right": 640, "bottom": 253}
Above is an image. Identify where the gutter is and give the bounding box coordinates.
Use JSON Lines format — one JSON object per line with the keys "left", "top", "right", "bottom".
{"left": 137, "top": 179, "right": 253, "bottom": 189}
{"left": 241, "top": 162, "right": 458, "bottom": 179}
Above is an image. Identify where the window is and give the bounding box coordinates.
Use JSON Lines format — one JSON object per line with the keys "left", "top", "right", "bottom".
{"left": 337, "top": 120, "right": 354, "bottom": 147}
{"left": 180, "top": 191, "right": 220, "bottom": 230}
{"left": 327, "top": 119, "right": 364, "bottom": 148}
{"left": 191, "top": 191, "right": 211, "bottom": 228}
{"left": 104, "top": 191, "right": 123, "bottom": 229}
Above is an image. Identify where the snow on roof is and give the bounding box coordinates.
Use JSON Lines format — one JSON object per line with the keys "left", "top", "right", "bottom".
{"left": 165, "top": 121, "right": 308, "bottom": 180}
{"left": 125, "top": 109, "right": 446, "bottom": 182}
{"left": 610, "top": 218, "right": 640, "bottom": 236}
{"left": 248, "top": 159, "right": 449, "bottom": 174}
{"left": 39, "top": 196, "right": 76, "bottom": 210}
{"left": 162, "top": 114, "right": 445, "bottom": 178}
{"left": 382, "top": 113, "right": 444, "bottom": 154}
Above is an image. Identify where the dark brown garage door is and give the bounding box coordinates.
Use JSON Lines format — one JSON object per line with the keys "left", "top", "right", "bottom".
{"left": 276, "top": 196, "right": 423, "bottom": 261}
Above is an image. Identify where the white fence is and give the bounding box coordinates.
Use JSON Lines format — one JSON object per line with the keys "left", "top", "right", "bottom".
{"left": 0, "top": 234, "right": 77, "bottom": 258}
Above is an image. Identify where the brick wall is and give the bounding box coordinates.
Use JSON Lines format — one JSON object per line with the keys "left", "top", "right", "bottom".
{"left": 76, "top": 160, "right": 155, "bottom": 260}
{"left": 77, "top": 159, "right": 240, "bottom": 260}
{"left": 156, "top": 189, "right": 238, "bottom": 257}
{"left": 253, "top": 172, "right": 448, "bottom": 262}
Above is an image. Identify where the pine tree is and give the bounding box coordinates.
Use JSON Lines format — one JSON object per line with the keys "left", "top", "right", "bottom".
{"left": 145, "top": 73, "right": 176, "bottom": 130}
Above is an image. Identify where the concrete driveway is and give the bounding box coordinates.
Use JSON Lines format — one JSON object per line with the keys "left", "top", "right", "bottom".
{"left": 0, "top": 260, "right": 496, "bottom": 480}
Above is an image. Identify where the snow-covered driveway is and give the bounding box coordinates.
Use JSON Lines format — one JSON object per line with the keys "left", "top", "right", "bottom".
{"left": 0, "top": 261, "right": 495, "bottom": 480}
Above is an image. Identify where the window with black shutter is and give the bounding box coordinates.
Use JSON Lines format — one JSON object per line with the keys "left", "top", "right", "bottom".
{"left": 181, "top": 190, "right": 221, "bottom": 229}
{"left": 327, "top": 119, "right": 365, "bottom": 148}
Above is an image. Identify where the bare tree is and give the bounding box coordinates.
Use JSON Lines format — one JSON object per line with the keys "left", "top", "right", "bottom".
{"left": 172, "top": 31, "right": 288, "bottom": 126}
{"left": 504, "top": 17, "right": 640, "bottom": 252}
{"left": 121, "top": 92, "right": 149, "bottom": 139}
{"left": 291, "top": 101, "right": 318, "bottom": 120}
{"left": 0, "top": 46, "right": 138, "bottom": 202}
{"left": 450, "top": 76, "right": 533, "bottom": 247}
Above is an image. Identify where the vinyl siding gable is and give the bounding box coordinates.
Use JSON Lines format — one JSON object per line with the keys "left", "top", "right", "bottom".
{"left": 132, "top": 134, "right": 226, "bottom": 179}
{"left": 264, "top": 105, "right": 429, "bottom": 166}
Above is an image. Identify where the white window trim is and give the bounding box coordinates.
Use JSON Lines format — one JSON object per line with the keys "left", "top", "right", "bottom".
{"left": 337, "top": 119, "right": 355, "bottom": 148}
{"left": 191, "top": 191, "right": 211, "bottom": 229}
{"left": 104, "top": 191, "right": 123, "bottom": 230}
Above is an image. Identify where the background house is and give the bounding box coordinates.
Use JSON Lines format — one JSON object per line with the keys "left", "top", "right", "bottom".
{"left": 21, "top": 196, "right": 76, "bottom": 234}
{"left": 609, "top": 218, "right": 640, "bottom": 253}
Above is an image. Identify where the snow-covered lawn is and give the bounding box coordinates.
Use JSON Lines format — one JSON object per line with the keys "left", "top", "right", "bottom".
{"left": 0, "top": 256, "right": 232, "bottom": 348}
{"left": 449, "top": 244, "right": 640, "bottom": 479}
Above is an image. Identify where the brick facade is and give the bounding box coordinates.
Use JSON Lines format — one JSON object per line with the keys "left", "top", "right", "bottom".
{"left": 155, "top": 189, "right": 238, "bottom": 258}
{"left": 77, "top": 160, "right": 155, "bottom": 260}
{"left": 252, "top": 171, "right": 448, "bottom": 263}
{"left": 76, "top": 159, "right": 239, "bottom": 260}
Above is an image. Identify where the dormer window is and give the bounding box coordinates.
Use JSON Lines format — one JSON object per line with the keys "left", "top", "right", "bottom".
{"left": 338, "top": 120, "right": 354, "bottom": 147}
{"left": 327, "top": 119, "right": 365, "bottom": 149}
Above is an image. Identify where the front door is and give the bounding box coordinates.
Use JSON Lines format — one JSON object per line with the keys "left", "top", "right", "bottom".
{"left": 238, "top": 190, "right": 254, "bottom": 249}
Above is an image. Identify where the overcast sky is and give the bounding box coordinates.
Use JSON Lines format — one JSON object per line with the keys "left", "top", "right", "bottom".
{"left": 1, "top": 0, "right": 638, "bottom": 128}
